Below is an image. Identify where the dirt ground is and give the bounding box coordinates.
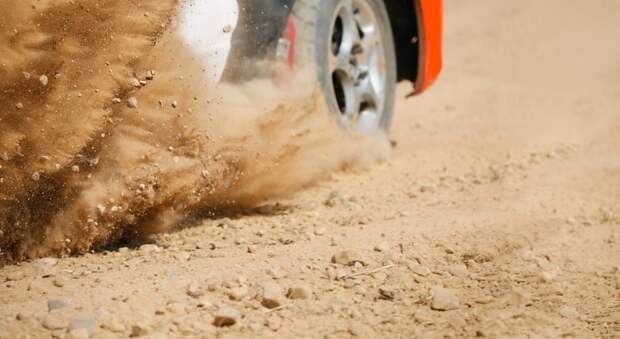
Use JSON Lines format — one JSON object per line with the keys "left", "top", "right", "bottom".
{"left": 1, "top": 0, "right": 619, "bottom": 338}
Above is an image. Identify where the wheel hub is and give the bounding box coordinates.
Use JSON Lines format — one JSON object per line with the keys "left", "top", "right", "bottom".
{"left": 328, "top": 0, "right": 387, "bottom": 131}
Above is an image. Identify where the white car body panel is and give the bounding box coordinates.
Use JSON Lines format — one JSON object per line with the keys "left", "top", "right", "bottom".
{"left": 177, "top": 0, "right": 239, "bottom": 83}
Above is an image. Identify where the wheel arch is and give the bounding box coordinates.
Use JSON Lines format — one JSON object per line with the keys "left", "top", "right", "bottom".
{"left": 384, "top": 0, "right": 443, "bottom": 94}
{"left": 383, "top": 0, "right": 420, "bottom": 84}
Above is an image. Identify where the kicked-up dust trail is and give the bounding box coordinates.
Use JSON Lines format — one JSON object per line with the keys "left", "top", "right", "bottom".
{"left": 0, "top": 0, "right": 389, "bottom": 262}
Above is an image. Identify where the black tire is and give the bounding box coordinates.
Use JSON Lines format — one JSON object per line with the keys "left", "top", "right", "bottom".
{"left": 291, "top": 0, "right": 398, "bottom": 134}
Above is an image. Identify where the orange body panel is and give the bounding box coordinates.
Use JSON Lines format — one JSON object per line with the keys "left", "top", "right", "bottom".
{"left": 414, "top": 0, "right": 443, "bottom": 93}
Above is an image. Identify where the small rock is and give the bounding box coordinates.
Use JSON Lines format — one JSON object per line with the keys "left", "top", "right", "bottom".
{"left": 261, "top": 282, "right": 285, "bottom": 309}
{"left": 52, "top": 277, "right": 67, "bottom": 288}
{"left": 37, "top": 257, "right": 59, "bottom": 268}
{"left": 332, "top": 250, "right": 365, "bottom": 266}
{"left": 186, "top": 281, "right": 203, "bottom": 298}
{"left": 228, "top": 286, "right": 248, "bottom": 301}
{"left": 196, "top": 298, "right": 212, "bottom": 308}
{"left": 409, "top": 264, "right": 431, "bottom": 277}
{"left": 430, "top": 287, "right": 460, "bottom": 311}
{"left": 213, "top": 307, "right": 239, "bottom": 327}
{"left": 71, "top": 165, "right": 80, "bottom": 173}
{"left": 127, "top": 97, "right": 139, "bottom": 109}
{"left": 174, "top": 252, "right": 190, "bottom": 261}
{"left": 447, "top": 264, "right": 469, "bottom": 278}
{"left": 48, "top": 298, "right": 71, "bottom": 311}
{"left": 559, "top": 306, "right": 579, "bottom": 319}
{"left": 6, "top": 270, "right": 25, "bottom": 281}
{"left": 139, "top": 244, "right": 160, "bottom": 254}
{"left": 314, "top": 227, "right": 326, "bottom": 236}
{"left": 266, "top": 268, "right": 286, "bottom": 279}
{"left": 223, "top": 24, "right": 232, "bottom": 33}
{"left": 42, "top": 314, "right": 67, "bottom": 330}
{"left": 69, "top": 317, "right": 96, "bottom": 335}
{"left": 66, "top": 329, "right": 89, "bottom": 339}
{"left": 129, "top": 78, "right": 141, "bottom": 87}
{"left": 287, "top": 285, "right": 311, "bottom": 300}
{"left": 39, "top": 75, "right": 49, "bottom": 86}
{"left": 504, "top": 289, "right": 530, "bottom": 306}
{"left": 374, "top": 241, "right": 390, "bottom": 252}
{"left": 16, "top": 102, "right": 24, "bottom": 110}
{"left": 112, "top": 97, "right": 122, "bottom": 104}
{"left": 378, "top": 286, "right": 396, "bottom": 301}
{"left": 171, "top": 101, "right": 178, "bottom": 108}
{"left": 101, "top": 317, "right": 125, "bottom": 333}
{"left": 419, "top": 183, "right": 436, "bottom": 193}
{"left": 166, "top": 302, "right": 187, "bottom": 315}
{"left": 130, "top": 322, "right": 150, "bottom": 337}
{"left": 32, "top": 171, "right": 40, "bottom": 181}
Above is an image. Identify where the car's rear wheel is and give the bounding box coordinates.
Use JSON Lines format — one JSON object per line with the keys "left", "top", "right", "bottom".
{"left": 292, "top": 0, "right": 397, "bottom": 135}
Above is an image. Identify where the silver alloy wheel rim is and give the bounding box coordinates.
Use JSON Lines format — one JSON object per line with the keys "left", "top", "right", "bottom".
{"left": 328, "top": 0, "right": 387, "bottom": 131}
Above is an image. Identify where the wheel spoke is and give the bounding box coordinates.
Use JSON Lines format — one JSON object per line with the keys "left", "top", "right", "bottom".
{"left": 329, "top": 50, "right": 353, "bottom": 76}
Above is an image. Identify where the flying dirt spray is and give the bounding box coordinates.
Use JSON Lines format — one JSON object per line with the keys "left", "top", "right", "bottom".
{"left": 0, "top": 0, "right": 390, "bottom": 263}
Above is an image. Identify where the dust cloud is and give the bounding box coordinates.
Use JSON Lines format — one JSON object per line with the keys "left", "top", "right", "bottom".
{"left": 0, "top": 0, "right": 389, "bottom": 262}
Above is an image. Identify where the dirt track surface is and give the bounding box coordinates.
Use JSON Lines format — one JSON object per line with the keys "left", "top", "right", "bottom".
{"left": 1, "top": 0, "right": 620, "bottom": 338}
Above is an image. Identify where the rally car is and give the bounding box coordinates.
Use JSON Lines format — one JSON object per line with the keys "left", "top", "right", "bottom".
{"left": 178, "top": 0, "right": 443, "bottom": 134}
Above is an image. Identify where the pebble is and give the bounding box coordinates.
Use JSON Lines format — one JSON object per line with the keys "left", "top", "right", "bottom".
{"left": 314, "top": 227, "right": 327, "bottom": 236}
{"left": 6, "top": 270, "right": 25, "bottom": 281}
{"left": 129, "top": 78, "right": 141, "bottom": 87}
{"left": 419, "top": 184, "right": 436, "bottom": 193}
{"left": 16, "top": 102, "right": 24, "bottom": 110}
{"left": 559, "top": 306, "right": 579, "bottom": 319}
{"left": 261, "top": 282, "right": 285, "bottom": 309}
{"left": 378, "top": 286, "right": 396, "bottom": 301}
{"left": 130, "top": 322, "right": 151, "bottom": 337}
{"left": 228, "top": 286, "right": 248, "bottom": 301}
{"left": 266, "top": 268, "right": 286, "bottom": 279}
{"left": 102, "top": 317, "right": 125, "bottom": 333}
{"left": 447, "top": 264, "right": 469, "bottom": 278}
{"left": 332, "top": 250, "right": 365, "bottom": 266}
{"left": 127, "top": 97, "right": 139, "bottom": 109}
{"left": 52, "top": 277, "right": 67, "bottom": 288}
{"left": 139, "top": 244, "right": 160, "bottom": 254}
{"left": 48, "top": 298, "right": 71, "bottom": 311}
{"left": 430, "top": 287, "right": 460, "bottom": 311}
{"left": 69, "top": 317, "right": 96, "bottom": 335}
{"left": 409, "top": 264, "right": 431, "bottom": 277}
{"left": 174, "top": 252, "right": 190, "bottom": 261}
{"left": 186, "top": 281, "right": 203, "bottom": 298}
{"left": 223, "top": 24, "right": 232, "bottom": 33}
{"left": 37, "top": 257, "right": 59, "bottom": 268}
{"left": 39, "top": 75, "right": 49, "bottom": 86}
{"left": 42, "top": 314, "right": 67, "bottom": 330}
{"left": 166, "top": 302, "right": 187, "bottom": 315}
{"left": 374, "top": 242, "right": 390, "bottom": 252}
{"left": 197, "top": 298, "right": 212, "bottom": 308}
{"left": 287, "top": 285, "right": 311, "bottom": 300}
{"left": 112, "top": 97, "right": 122, "bottom": 104}
{"left": 213, "top": 307, "right": 240, "bottom": 327}
{"left": 66, "top": 329, "right": 89, "bottom": 339}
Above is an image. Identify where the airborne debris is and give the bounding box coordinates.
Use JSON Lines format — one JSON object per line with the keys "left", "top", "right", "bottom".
{"left": 39, "top": 74, "right": 49, "bottom": 86}
{"left": 127, "top": 97, "right": 139, "bottom": 108}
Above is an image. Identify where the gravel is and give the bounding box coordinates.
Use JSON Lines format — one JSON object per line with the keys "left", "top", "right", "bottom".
{"left": 48, "top": 298, "right": 71, "bottom": 311}
{"left": 213, "top": 307, "right": 240, "bottom": 327}
{"left": 430, "top": 287, "right": 460, "bottom": 311}
{"left": 261, "top": 282, "right": 285, "bottom": 309}
{"left": 332, "top": 250, "right": 365, "bottom": 266}
{"left": 127, "top": 97, "right": 139, "bottom": 109}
